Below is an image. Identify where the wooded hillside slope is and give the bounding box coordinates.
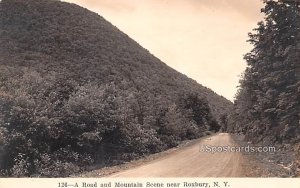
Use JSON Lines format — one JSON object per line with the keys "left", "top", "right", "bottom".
{"left": 0, "top": 0, "right": 232, "bottom": 177}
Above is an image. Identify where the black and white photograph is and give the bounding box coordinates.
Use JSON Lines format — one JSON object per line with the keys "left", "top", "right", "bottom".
{"left": 0, "top": 0, "right": 299, "bottom": 184}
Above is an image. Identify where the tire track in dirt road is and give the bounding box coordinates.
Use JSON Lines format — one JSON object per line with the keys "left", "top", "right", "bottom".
{"left": 108, "top": 133, "right": 245, "bottom": 177}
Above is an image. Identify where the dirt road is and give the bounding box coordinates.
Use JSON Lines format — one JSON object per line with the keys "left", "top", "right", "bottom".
{"left": 108, "top": 133, "right": 245, "bottom": 177}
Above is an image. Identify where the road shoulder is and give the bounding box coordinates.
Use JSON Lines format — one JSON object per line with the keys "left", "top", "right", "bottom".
{"left": 74, "top": 134, "right": 214, "bottom": 177}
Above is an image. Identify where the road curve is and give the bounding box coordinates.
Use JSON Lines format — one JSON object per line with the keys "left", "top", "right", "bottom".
{"left": 108, "top": 133, "right": 245, "bottom": 177}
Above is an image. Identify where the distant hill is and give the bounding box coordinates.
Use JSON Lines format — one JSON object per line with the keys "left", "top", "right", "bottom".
{"left": 0, "top": 0, "right": 232, "bottom": 177}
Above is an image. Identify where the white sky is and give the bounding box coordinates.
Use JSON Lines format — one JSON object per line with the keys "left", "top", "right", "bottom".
{"left": 63, "top": 0, "right": 264, "bottom": 101}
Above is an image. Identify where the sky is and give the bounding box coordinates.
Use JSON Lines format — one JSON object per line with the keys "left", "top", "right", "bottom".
{"left": 63, "top": 0, "right": 264, "bottom": 101}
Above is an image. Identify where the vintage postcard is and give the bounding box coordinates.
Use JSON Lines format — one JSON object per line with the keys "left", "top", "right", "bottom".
{"left": 0, "top": 0, "right": 299, "bottom": 187}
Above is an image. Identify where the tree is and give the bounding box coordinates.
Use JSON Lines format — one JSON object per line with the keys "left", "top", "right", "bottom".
{"left": 233, "top": 0, "right": 300, "bottom": 144}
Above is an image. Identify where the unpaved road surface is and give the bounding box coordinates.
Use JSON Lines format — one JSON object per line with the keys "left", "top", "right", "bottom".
{"left": 108, "top": 133, "right": 244, "bottom": 177}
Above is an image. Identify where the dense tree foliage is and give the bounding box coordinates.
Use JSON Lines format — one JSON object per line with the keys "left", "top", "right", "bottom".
{"left": 0, "top": 0, "right": 232, "bottom": 177}
{"left": 227, "top": 0, "right": 300, "bottom": 173}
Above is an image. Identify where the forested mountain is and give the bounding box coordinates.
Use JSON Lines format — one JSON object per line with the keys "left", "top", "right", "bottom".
{"left": 226, "top": 0, "right": 300, "bottom": 173}
{"left": 0, "top": 0, "right": 231, "bottom": 177}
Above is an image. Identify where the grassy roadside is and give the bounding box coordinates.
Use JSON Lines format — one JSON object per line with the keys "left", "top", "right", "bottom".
{"left": 73, "top": 134, "right": 215, "bottom": 177}
{"left": 231, "top": 134, "right": 298, "bottom": 177}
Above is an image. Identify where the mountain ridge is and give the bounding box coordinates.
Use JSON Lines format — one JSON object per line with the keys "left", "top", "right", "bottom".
{"left": 0, "top": 0, "right": 232, "bottom": 177}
